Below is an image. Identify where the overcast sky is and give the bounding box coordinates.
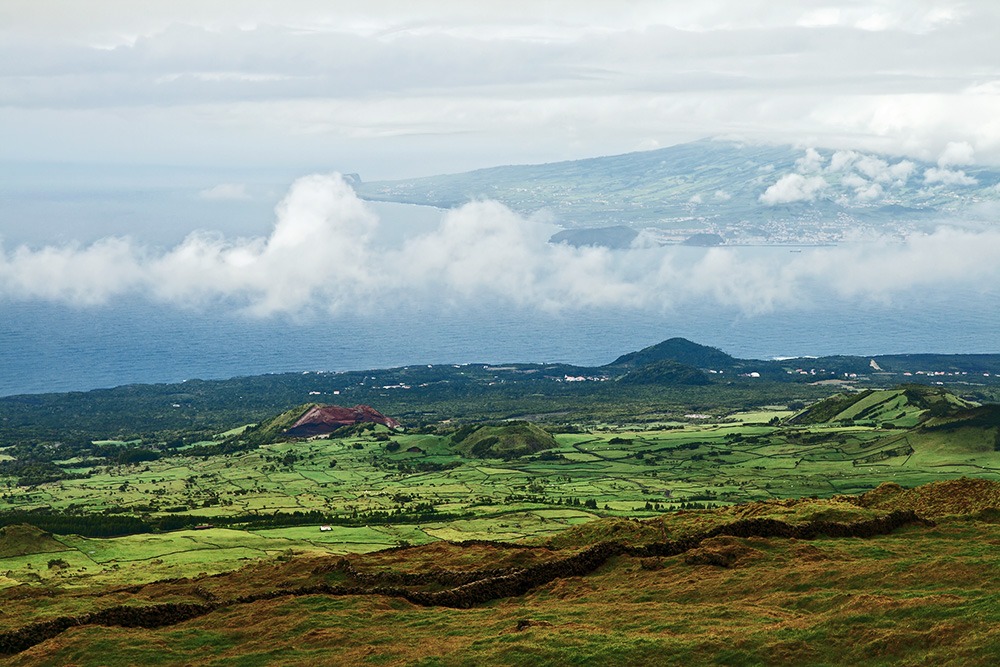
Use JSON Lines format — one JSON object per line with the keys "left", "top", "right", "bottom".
{"left": 3, "top": 0, "right": 999, "bottom": 178}
{"left": 2, "top": 1, "right": 1000, "bottom": 321}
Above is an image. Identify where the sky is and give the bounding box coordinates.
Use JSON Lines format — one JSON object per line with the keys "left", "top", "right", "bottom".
{"left": 1, "top": 0, "right": 1000, "bottom": 322}
{"left": 3, "top": 0, "right": 1000, "bottom": 177}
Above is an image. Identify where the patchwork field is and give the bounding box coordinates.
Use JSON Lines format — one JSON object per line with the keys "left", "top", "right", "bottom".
{"left": 2, "top": 388, "right": 999, "bottom": 593}
{"left": 2, "top": 383, "right": 1000, "bottom": 663}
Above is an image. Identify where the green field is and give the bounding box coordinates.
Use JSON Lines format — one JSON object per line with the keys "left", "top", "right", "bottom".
{"left": 2, "top": 381, "right": 1000, "bottom": 664}
{"left": 3, "top": 388, "right": 999, "bottom": 591}
{"left": 5, "top": 478, "right": 1000, "bottom": 665}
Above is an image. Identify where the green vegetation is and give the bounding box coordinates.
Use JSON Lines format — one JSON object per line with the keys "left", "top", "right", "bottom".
{"left": 789, "top": 386, "right": 974, "bottom": 427}
{"left": 451, "top": 422, "right": 558, "bottom": 459}
{"left": 4, "top": 479, "right": 1000, "bottom": 664}
{"left": 609, "top": 337, "right": 737, "bottom": 369}
{"left": 4, "top": 339, "right": 1000, "bottom": 663}
{"left": 234, "top": 403, "right": 314, "bottom": 448}
{"left": 617, "top": 359, "right": 710, "bottom": 385}
{"left": 1, "top": 383, "right": 999, "bottom": 592}
{"left": 0, "top": 524, "right": 65, "bottom": 558}
{"left": 3, "top": 337, "right": 999, "bottom": 453}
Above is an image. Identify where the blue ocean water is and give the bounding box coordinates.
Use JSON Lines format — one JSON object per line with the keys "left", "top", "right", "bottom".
{"left": 2, "top": 289, "right": 997, "bottom": 397}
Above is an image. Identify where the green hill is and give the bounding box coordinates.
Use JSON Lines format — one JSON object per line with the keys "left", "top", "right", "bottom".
{"left": 905, "top": 404, "right": 1000, "bottom": 456}
{"left": 0, "top": 524, "right": 66, "bottom": 558}
{"left": 787, "top": 386, "right": 975, "bottom": 427}
{"left": 608, "top": 337, "right": 736, "bottom": 370}
{"left": 9, "top": 482, "right": 1000, "bottom": 665}
{"left": 921, "top": 403, "right": 1000, "bottom": 430}
{"left": 617, "top": 360, "right": 710, "bottom": 386}
{"left": 450, "top": 422, "right": 558, "bottom": 460}
{"left": 229, "top": 403, "right": 316, "bottom": 447}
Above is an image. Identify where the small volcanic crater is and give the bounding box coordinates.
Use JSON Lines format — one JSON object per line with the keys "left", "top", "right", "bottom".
{"left": 284, "top": 405, "right": 401, "bottom": 437}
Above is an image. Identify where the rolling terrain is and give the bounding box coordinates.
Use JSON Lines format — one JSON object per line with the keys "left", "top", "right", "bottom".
{"left": 3, "top": 479, "right": 1000, "bottom": 665}
{"left": 3, "top": 341, "right": 1000, "bottom": 663}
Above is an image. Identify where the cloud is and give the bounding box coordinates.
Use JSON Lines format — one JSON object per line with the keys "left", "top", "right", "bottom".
{"left": 840, "top": 172, "right": 883, "bottom": 201}
{"left": 755, "top": 146, "right": 919, "bottom": 207}
{"left": 795, "top": 147, "right": 825, "bottom": 173}
{"left": 854, "top": 182, "right": 884, "bottom": 201}
{"left": 3, "top": 172, "right": 1000, "bottom": 318}
{"left": 924, "top": 167, "right": 977, "bottom": 185}
{"left": 759, "top": 173, "right": 827, "bottom": 205}
{"left": 0, "top": 237, "right": 144, "bottom": 305}
{"left": 827, "top": 150, "right": 914, "bottom": 182}
{"left": 854, "top": 155, "right": 914, "bottom": 184}
{"left": 937, "top": 140, "right": 975, "bottom": 167}
{"left": 152, "top": 174, "right": 377, "bottom": 315}
{"left": 841, "top": 173, "right": 867, "bottom": 189}
{"left": 199, "top": 183, "right": 251, "bottom": 200}
{"left": 3, "top": 2, "right": 1000, "bottom": 172}
{"left": 821, "top": 148, "right": 915, "bottom": 202}
{"left": 827, "top": 150, "right": 859, "bottom": 172}
{"left": 802, "top": 227, "right": 1000, "bottom": 298}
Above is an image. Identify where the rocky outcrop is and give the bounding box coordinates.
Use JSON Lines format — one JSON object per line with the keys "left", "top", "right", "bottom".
{"left": 0, "top": 602, "right": 216, "bottom": 655}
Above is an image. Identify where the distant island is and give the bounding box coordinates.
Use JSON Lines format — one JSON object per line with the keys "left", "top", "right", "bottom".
{"left": 353, "top": 139, "right": 1000, "bottom": 247}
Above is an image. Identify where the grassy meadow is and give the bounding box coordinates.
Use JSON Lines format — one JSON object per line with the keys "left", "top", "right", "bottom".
{"left": 5, "top": 479, "right": 1000, "bottom": 665}
{"left": 3, "top": 388, "right": 999, "bottom": 592}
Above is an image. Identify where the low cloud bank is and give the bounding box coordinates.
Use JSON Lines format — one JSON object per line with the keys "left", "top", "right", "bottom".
{"left": 199, "top": 183, "right": 251, "bottom": 200}
{"left": 759, "top": 173, "right": 827, "bottom": 204}
{"left": 2, "top": 173, "right": 998, "bottom": 317}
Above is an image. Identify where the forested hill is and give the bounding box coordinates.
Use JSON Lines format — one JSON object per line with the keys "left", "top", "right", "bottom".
{"left": 608, "top": 338, "right": 737, "bottom": 369}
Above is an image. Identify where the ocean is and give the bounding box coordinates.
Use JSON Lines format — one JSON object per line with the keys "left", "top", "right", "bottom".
{"left": 2, "top": 286, "right": 997, "bottom": 397}
{"left": 2, "top": 201, "right": 998, "bottom": 397}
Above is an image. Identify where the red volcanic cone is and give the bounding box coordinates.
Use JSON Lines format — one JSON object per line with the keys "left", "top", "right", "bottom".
{"left": 285, "top": 404, "right": 401, "bottom": 437}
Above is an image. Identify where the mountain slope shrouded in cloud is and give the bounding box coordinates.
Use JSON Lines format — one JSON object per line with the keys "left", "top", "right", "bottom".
{"left": 354, "top": 140, "right": 1000, "bottom": 242}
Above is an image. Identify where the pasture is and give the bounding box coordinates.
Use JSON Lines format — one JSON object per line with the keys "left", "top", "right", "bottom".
{"left": 3, "top": 404, "right": 1000, "bottom": 588}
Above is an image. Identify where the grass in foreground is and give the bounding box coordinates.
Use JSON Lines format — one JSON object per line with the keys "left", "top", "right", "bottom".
{"left": 3, "top": 478, "right": 1000, "bottom": 665}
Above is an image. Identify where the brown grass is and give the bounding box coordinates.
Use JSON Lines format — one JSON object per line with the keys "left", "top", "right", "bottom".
{"left": 5, "top": 480, "right": 1000, "bottom": 665}
{"left": 857, "top": 477, "right": 1000, "bottom": 517}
